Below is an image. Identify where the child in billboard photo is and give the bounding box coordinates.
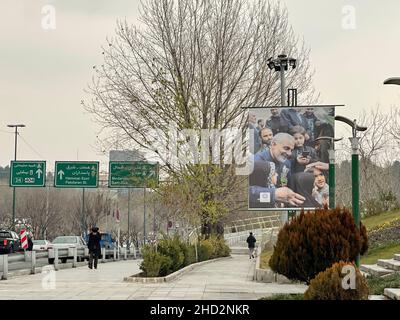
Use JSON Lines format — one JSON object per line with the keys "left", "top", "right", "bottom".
{"left": 248, "top": 106, "right": 334, "bottom": 210}
{"left": 312, "top": 167, "right": 329, "bottom": 207}
{"left": 290, "top": 125, "right": 318, "bottom": 173}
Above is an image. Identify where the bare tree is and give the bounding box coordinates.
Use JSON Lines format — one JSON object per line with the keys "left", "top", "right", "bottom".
{"left": 84, "top": 0, "right": 318, "bottom": 234}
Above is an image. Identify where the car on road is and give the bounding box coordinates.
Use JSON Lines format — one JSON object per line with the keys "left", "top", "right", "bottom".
{"left": 32, "top": 239, "right": 52, "bottom": 251}
{"left": 84, "top": 232, "right": 116, "bottom": 259}
{"left": 48, "top": 235, "right": 87, "bottom": 264}
{"left": 0, "top": 230, "right": 22, "bottom": 254}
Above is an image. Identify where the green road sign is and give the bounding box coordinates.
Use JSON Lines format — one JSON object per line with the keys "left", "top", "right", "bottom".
{"left": 109, "top": 161, "right": 159, "bottom": 188}
{"left": 10, "top": 161, "right": 46, "bottom": 187}
{"left": 54, "top": 161, "right": 99, "bottom": 188}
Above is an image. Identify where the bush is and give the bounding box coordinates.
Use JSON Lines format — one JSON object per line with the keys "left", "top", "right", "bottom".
{"left": 207, "top": 236, "right": 231, "bottom": 258}
{"left": 198, "top": 239, "right": 213, "bottom": 261}
{"left": 139, "top": 245, "right": 172, "bottom": 277}
{"left": 157, "top": 235, "right": 185, "bottom": 274}
{"left": 269, "top": 207, "right": 368, "bottom": 283}
{"left": 304, "top": 261, "right": 369, "bottom": 300}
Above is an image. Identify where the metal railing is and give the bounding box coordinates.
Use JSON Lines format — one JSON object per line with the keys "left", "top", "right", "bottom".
{"left": 0, "top": 245, "right": 140, "bottom": 280}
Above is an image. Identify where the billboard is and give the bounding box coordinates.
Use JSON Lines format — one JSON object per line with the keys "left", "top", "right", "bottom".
{"left": 248, "top": 106, "right": 335, "bottom": 210}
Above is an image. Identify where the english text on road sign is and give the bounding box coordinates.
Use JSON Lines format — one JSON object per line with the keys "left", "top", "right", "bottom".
{"left": 109, "top": 161, "right": 159, "bottom": 188}
{"left": 54, "top": 161, "right": 99, "bottom": 188}
{"left": 10, "top": 161, "right": 46, "bottom": 187}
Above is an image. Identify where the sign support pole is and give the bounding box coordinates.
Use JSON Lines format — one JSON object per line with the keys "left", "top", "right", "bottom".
{"left": 143, "top": 186, "right": 146, "bottom": 245}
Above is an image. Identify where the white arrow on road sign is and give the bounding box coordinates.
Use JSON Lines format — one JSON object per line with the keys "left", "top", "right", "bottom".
{"left": 36, "top": 168, "right": 43, "bottom": 179}
{"left": 58, "top": 170, "right": 65, "bottom": 180}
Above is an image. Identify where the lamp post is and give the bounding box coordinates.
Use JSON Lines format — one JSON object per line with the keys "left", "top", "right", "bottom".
{"left": 335, "top": 115, "right": 367, "bottom": 267}
{"left": 267, "top": 54, "right": 297, "bottom": 106}
{"left": 7, "top": 124, "right": 25, "bottom": 231}
{"left": 267, "top": 54, "right": 296, "bottom": 224}
{"left": 314, "top": 136, "right": 343, "bottom": 209}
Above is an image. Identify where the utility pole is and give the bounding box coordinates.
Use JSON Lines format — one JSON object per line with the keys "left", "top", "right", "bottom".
{"left": 7, "top": 124, "right": 25, "bottom": 231}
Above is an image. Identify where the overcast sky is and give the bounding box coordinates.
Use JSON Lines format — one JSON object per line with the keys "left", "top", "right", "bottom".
{"left": 1, "top": 0, "right": 400, "bottom": 172}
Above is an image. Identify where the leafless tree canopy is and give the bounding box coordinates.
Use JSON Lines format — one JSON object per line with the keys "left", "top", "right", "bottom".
{"left": 84, "top": 0, "right": 317, "bottom": 169}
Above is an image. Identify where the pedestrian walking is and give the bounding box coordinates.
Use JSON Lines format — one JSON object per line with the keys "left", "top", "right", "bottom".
{"left": 246, "top": 232, "right": 256, "bottom": 259}
{"left": 88, "top": 226, "right": 101, "bottom": 269}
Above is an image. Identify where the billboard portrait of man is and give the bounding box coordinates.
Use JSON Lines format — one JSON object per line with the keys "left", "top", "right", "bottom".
{"left": 248, "top": 106, "right": 335, "bottom": 210}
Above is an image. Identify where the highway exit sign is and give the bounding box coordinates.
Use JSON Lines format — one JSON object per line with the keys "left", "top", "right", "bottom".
{"left": 109, "top": 161, "right": 159, "bottom": 188}
{"left": 54, "top": 161, "right": 99, "bottom": 188}
{"left": 10, "top": 161, "right": 46, "bottom": 187}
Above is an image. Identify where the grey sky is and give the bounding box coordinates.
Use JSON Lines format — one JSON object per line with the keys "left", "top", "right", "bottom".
{"left": 1, "top": 0, "right": 400, "bottom": 171}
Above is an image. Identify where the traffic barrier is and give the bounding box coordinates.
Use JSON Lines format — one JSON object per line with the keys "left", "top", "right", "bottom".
{"left": 31, "top": 251, "right": 36, "bottom": 274}
{"left": 72, "top": 247, "right": 77, "bottom": 268}
{"left": 101, "top": 247, "right": 106, "bottom": 263}
{"left": 54, "top": 248, "right": 59, "bottom": 271}
{"left": 1, "top": 255, "right": 8, "bottom": 280}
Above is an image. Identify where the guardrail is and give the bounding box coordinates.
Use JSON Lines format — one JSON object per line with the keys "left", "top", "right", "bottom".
{"left": 0, "top": 246, "right": 140, "bottom": 280}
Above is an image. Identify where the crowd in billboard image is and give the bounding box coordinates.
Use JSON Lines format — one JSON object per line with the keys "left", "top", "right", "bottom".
{"left": 248, "top": 107, "right": 335, "bottom": 210}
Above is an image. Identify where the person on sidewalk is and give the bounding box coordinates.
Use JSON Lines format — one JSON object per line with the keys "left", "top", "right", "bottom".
{"left": 88, "top": 226, "right": 101, "bottom": 269}
{"left": 246, "top": 232, "right": 257, "bottom": 259}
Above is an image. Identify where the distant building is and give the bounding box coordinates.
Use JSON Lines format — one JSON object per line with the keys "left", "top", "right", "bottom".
{"left": 109, "top": 150, "right": 145, "bottom": 162}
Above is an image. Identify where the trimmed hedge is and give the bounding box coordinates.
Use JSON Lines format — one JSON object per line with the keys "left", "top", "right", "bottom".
{"left": 269, "top": 207, "right": 368, "bottom": 283}
{"left": 304, "top": 261, "right": 369, "bottom": 300}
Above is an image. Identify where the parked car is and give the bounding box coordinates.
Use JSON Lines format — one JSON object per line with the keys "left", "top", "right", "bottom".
{"left": 0, "top": 230, "right": 22, "bottom": 254}
{"left": 84, "top": 232, "right": 116, "bottom": 259}
{"left": 48, "top": 235, "right": 87, "bottom": 264}
{"left": 32, "top": 239, "right": 52, "bottom": 251}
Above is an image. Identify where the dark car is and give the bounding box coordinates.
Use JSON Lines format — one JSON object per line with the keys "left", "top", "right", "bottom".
{"left": 0, "top": 230, "right": 22, "bottom": 254}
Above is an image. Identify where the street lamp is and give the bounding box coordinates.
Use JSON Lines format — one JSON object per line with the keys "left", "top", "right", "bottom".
{"left": 267, "top": 54, "right": 297, "bottom": 106}
{"left": 334, "top": 115, "right": 367, "bottom": 267}
{"left": 7, "top": 124, "right": 26, "bottom": 231}
{"left": 314, "top": 136, "right": 343, "bottom": 209}
{"left": 383, "top": 77, "right": 400, "bottom": 85}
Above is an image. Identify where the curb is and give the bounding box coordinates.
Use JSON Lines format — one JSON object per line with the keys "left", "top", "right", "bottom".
{"left": 1, "top": 258, "right": 139, "bottom": 280}
{"left": 124, "top": 256, "right": 232, "bottom": 283}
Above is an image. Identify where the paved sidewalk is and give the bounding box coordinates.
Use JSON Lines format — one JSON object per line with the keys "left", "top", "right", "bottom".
{"left": 0, "top": 255, "right": 307, "bottom": 300}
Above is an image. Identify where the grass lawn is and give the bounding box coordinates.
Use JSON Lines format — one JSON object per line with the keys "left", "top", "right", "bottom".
{"left": 361, "top": 242, "right": 400, "bottom": 265}
{"left": 367, "top": 273, "right": 400, "bottom": 295}
{"left": 362, "top": 210, "right": 400, "bottom": 231}
{"left": 259, "top": 249, "right": 273, "bottom": 269}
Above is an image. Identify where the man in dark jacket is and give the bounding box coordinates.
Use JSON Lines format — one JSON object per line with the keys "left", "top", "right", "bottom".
{"left": 246, "top": 232, "right": 257, "bottom": 259}
{"left": 88, "top": 227, "right": 101, "bottom": 269}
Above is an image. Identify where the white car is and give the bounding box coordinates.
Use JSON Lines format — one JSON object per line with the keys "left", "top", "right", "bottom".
{"left": 32, "top": 239, "right": 52, "bottom": 251}
{"left": 48, "top": 235, "right": 87, "bottom": 264}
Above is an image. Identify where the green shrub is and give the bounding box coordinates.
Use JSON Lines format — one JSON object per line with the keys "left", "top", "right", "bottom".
{"left": 157, "top": 235, "right": 185, "bottom": 274}
{"left": 198, "top": 239, "right": 213, "bottom": 261}
{"left": 269, "top": 207, "right": 368, "bottom": 284}
{"left": 207, "top": 236, "right": 231, "bottom": 258}
{"left": 139, "top": 245, "right": 171, "bottom": 277}
{"left": 304, "top": 261, "right": 369, "bottom": 300}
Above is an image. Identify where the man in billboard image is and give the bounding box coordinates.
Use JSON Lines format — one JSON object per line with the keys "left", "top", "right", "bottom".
{"left": 259, "top": 127, "right": 274, "bottom": 150}
{"left": 248, "top": 112, "right": 261, "bottom": 154}
{"left": 249, "top": 133, "right": 306, "bottom": 208}
{"left": 265, "top": 108, "right": 288, "bottom": 135}
{"left": 248, "top": 106, "right": 334, "bottom": 210}
{"left": 302, "top": 107, "right": 320, "bottom": 147}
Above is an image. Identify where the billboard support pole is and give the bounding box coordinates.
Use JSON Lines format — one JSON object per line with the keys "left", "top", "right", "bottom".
{"left": 328, "top": 149, "right": 335, "bottom": 209}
